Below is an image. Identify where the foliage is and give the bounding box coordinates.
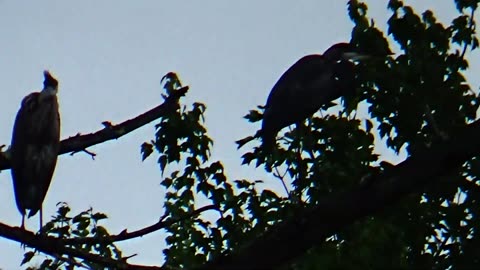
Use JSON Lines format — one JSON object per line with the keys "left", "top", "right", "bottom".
{"left": 23, "top": 203, "right": 119, "bottom": 269}
{"left": 142, "top": 72, "right": 289, "bottom": 268}
{"left": 24, "top": 0, "right": 480, "bottom": 269}
{"left": 235, "top": 0, "right": 480, "bottom": 269}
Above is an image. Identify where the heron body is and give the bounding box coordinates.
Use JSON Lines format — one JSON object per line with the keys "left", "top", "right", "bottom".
{"left": 11, "top": 71, "right": 60, "bottom": 228}
{"left": 261, "top": 43, "right": 363, "bottom": 148}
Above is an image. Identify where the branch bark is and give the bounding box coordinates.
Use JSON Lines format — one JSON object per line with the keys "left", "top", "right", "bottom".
{"left": 0, "top": 86, "right": 189, "bottom": 171}
{"left": 199, "top": 119, "right": 480, "bottom": 270}
{"left": 0, "top": 205, "right": 215, "bottom": 269}
{"left": 0, "top": 223, "right": 162, "bottom": 269}
{"left": 59, "top": 205, "right": 218, "bottom": 246}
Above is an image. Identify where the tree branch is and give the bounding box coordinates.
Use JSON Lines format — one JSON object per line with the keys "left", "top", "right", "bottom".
{"left": 0, "top": 223, "right": 163, "bottom": 269}
{"left": 198, "top": 119, "right": 480, "bottom": 270}
{"left": 0, "top": 205, "right": 216, "bottom": 269}
{"left": 0, "top": 86, "right": 189, "bottom": 171}
{"left": 59, "top": 205, "right": 218, "bottom": 246}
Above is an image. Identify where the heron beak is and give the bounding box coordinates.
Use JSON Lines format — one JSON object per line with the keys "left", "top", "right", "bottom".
{"left": 343, "top": 52, "right": 371, "bottom": 61}
{"left": 42, "top": 70, "right": 59, "bottom": 95}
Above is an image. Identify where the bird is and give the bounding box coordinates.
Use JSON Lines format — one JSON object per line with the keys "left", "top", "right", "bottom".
{"left": 10, "top": 70, "right": 61, "bottom": 229}
{"left": 261, "top": 42, "right": 378, "bottom": 149}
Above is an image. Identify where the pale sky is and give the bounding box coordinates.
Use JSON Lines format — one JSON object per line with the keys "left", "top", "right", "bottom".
{"left": 0, "top": 1, "right": 476, "bottom": 269}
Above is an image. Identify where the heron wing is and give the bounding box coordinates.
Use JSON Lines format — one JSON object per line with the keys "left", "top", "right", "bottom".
{"left": 265, "top": 55, "right": 328, "bottom": 108}
{"left": 26, "top": 143, "right": 59, "bottom": 217}
{"left": 262, "top": 55, "right": 334, "bottom": 137}
{"left": 10, "top": 92, "right": 60, "bottom": 216}
{"left": 11, "top": 93, "right": 40, "bottom": 213}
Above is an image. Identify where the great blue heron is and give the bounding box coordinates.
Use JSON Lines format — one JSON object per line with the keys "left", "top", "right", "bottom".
{"left": 261, "top": 42, "right": 381, "bottom": 148}
{"left": 10, "top": 70, "right": 60, "bottom": 229}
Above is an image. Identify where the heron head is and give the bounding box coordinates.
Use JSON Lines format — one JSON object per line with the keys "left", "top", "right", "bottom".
{"left": 42, "top": 70, "right": 58, "bottom": 96}
{"left": 324, "top": 42, "right": 392, "bottom": 62}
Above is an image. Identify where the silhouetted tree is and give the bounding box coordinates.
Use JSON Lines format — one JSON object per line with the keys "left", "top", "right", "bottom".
{"left": 1, "top": 1, "right": 480, "bottom": 269}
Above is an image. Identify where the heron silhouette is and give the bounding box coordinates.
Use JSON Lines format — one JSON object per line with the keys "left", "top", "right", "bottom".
{"left": 261, "top": 42, "right": 386, "bottom": 149}
{"left": 10, "top": 70, "right": 60, "bottom": 229}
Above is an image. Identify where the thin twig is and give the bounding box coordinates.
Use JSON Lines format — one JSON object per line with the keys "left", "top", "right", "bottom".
{"left": 70, "top": 149, "right": 97, "bottom": 160}
{"left": 273, "top": 166, "right": 290, "bottom": 198}
{"left": 460, "top": 8, "right": 476, "bottom": 59}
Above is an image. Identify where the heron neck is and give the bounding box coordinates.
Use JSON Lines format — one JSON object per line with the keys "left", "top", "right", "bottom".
{"left": 41, "top": 86, "right": 58, "bottom": 97}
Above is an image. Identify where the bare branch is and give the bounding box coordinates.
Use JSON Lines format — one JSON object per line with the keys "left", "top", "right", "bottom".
{"left": 273, "top": 167, "right": 290, "bottom": 198}
{"left": 58, "top": 205, "right": 218, "bottom": 246}
{"left": 70, "top": 149, "right": 97, "bottom": 160}
{"left": 0, "top": 86, "right": 189, "bottom": 171}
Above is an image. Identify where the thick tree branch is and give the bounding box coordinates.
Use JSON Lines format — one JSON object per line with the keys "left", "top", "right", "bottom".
{"left": 0, "top": 86, "right": 189, "bottom": 171}
{"left": 0, "top": 223, "right": 162, "bottom": 269}
{"left": 199, "top": 119, "right": 480, "bottom": 270}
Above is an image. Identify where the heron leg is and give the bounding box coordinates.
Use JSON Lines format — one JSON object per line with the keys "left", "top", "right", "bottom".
{"left": 21, "top": 214, "right": 25, "bottom": 229}
{"left": 19, "top": 215, "right": 27, "bottom": 249}
{"left": 39, "top": 207, "right": 43, "bottom": 231}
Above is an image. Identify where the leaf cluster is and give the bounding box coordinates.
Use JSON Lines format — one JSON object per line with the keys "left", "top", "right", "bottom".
{"left": 23, "top": 202, "right": 119, "bottom": 269}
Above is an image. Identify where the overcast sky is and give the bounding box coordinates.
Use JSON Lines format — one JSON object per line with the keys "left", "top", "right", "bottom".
{"left": 0, "top": 1, "right": 477, "bottom": 269}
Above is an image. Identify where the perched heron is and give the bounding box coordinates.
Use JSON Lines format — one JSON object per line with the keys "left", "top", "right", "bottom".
{"left": 261, "top": 42, "right": 378, "bottom": 148}
{"left": 10, "top": 71, "right": 60, "bottom": 229}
